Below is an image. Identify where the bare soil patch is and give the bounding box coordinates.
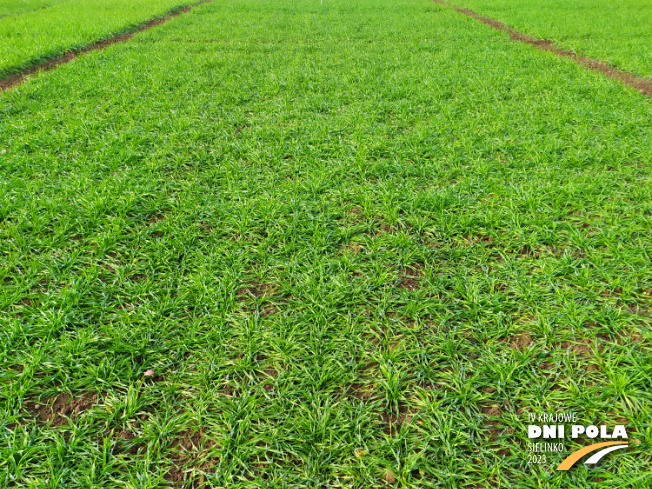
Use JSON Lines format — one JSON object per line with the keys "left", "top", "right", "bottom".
{"left": 237, "top": 277, "right": 287, "bottom": 316}
{"left": 482, "top": 405, "right": 501, "bottom": 417}
{"left": 559, "top": 338, "right": 602, "bottom": 357}
{"left": 347, "top": 382, "right": 375, "bottom": 400}
{"left": 432, "top": 0, "right": 652, "bottom": 98}
{"left": 509, "top": 333, "right": 531, "bottom": 351}
{"left": 237, "top": 281, "right": 277, "bottom": 299}
{"left": 261, "top": 367, "right": 278, "bottom": 392}
{"left": 398, "top": 263, "right": 425, "bottom": 290}
{"left": 113, "top": 426, "right": 144, "bottom": 455}
{"left": 24, "top": 392, "right": 97, "bottom": 426}
{"left": 382, "top": 405, "right": 417, "bottom": 436}
{"left": 165, "top": 428, "right": 216, "bottom": 487}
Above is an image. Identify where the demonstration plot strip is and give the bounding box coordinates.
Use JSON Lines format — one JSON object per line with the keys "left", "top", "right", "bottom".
{"left": 0, "top": 6, "right": 50, "bottom": 20}
{"left": 432, "top": 0, "right": 652, "bottom": 98}
{"left": 0, "top": 0, "right": 211, "bottom": 93}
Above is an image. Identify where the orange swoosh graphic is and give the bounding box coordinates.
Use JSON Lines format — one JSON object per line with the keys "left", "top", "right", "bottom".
{"left": 556, "top": 441, "right": 629, "bottom": 470}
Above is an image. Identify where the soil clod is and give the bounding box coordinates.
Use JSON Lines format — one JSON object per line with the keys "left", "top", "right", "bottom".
{"left": 24, "top": 393, "right": 97, "bottom": 426}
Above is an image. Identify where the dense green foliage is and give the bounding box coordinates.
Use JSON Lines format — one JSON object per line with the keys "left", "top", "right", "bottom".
{"left": 450, "top": 0, "right": 652, "bottom": 79}
{"left": 0, "top": 0, "right": 50, "bottom": 16}
{"left": 1, "top": 0, "right": 651, "bottom": 487}
{"left": 0, "top": 0, "right": 197, "bottom": 76}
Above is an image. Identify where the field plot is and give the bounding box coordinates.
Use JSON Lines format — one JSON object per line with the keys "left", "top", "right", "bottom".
{"left": 1, "top": 0, "right": 652, "bottom": 487}
{"left": 0, "top": 0, "right": 50, "bottom": 17}
{"left": 447, "top": 0, "right": 652, "bottom": 80}
{"left": 0, "top": 0, "right": 200, "bottom": 77}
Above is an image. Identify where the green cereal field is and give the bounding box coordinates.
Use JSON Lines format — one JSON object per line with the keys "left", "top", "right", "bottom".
{"left": 446, "top": 0, "right": 652, "bottom": 79}
{"left": 0, "top": 0, "right": 651, "bottom": 487}
{"left": 0, "top": 0, "right": 200, "bottom": 76}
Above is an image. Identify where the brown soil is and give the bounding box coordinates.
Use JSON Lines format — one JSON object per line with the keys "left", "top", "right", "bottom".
{"left": 237, "top": 278, "right": 288, "bottom": 317}
{"left": 398, "top": 264, "right": 425, "bottom": 290}
{"left": 237, "top": 281, "right": 277, "bottom": 299}
{"left": 0, "top": 1, "right": 212, "bottom": 93}
{"left": 560, "top": 338, "right": 601, "bottom": 357}
{"left": 261, "top": 303, "right": 278, "bottom": 316}
{"left": 432, "top": 0, "right": 652, "bottom": 98}
{"left": 383, "top": 468, "right": 397, "bottom": 484}
{"left": 114, "top": 427, "right": 143, "bottom": 455}
{"left": 509, "top": 333, "right": 531, "bottom": 351}
{"left": 630, "top": 330, "right": 645, "bottom": 343}
{"left": 487, "top": 421, "right": 513, "bottom": 456}
{"left": 348, "top": 206, "right": 364, "bottom": 218}
{"left": 347, "top": 382, "right": 375, "bottom": 400}
{"left": 382, "top": 405, "right": 417, "bottom": 436}
{"left": 149, "top": 212, "right": 169, "bottom": 224}
{"left": 165, "top": 428, "right": 216, "bottom": 487}
{"left": 482, "top": 405, "right": 501, "bottom": 417}
{"left": 346, "top": 241, "right": 363, "bottom": 254}
{"left": 262, "top": 367, "right": 278, "bottom": 392}
{"left": 399, "top": 275, "right": 420, "bottom": 290}
{"left": 24, "top": 393, "right": 97, "bottom": 426}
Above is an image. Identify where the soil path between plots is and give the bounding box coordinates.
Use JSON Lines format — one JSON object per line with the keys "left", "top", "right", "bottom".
{"left": 0, "top": 0, "right": 212, "bottom": 93}
{"left": 432, "top": 0, "right": 652, "bottom": 99}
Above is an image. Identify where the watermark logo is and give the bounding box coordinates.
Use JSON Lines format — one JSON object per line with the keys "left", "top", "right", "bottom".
{"left": 525, "top": 412, "right": 630, "bottom": 470}
{"left": 556, "top": 442, "right": 629, "bottom": 470}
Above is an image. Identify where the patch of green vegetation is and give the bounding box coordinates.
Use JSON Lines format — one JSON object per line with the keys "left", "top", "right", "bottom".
{"left": 0, "top": 0, "right": 51, "bottom": 17}
{"left": 447, "top": 0, "right": 652, "bottom": 79}
{"left": 0, "top": 0, "right": 200, "bottom": 77}
{"left": 1, "top": 0, "right": 651, "bottom": 487}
